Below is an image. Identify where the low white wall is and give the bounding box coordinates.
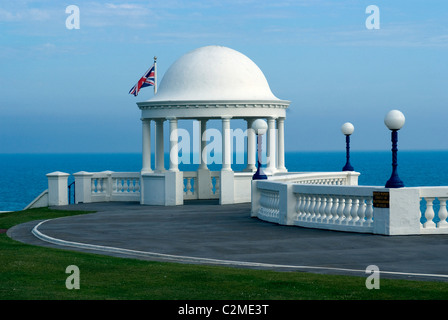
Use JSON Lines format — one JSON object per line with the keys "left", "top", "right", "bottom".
{"left": 252, "top": 179, "right": 448, "bottom": 236}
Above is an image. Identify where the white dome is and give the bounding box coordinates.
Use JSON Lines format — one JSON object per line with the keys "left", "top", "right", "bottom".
{"left": 147, "top": 45, "right": 280, "bottom": 102}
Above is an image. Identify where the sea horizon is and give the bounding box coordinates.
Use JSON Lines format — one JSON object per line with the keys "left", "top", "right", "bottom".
{"left": 1, "top": 150, "right": 448, "bottom": 212}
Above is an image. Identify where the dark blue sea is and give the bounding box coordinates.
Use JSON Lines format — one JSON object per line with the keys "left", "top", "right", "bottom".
{"left": 1, "top": 151, "right": 448, "bottom": 212}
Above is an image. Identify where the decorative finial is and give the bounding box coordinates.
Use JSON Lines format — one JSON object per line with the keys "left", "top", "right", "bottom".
{"left": 154, "top": 56, "right": 157, "bottom": 62}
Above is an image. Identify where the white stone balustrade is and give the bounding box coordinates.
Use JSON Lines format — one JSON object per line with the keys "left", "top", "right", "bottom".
{"left": 210, "top": 171, "right": 220, "bottom": 199}
{"left": 75, "top": 171, "right": 141, "bottom": 203}
{"left": 252, "top": 179, "right": 448, "bottom": 236}
{"left": 183, "top": 171, "right": 222, "bottom": 200}
{"left": 270, "top": 171, "right": 360, "bottom": 185}
{"left": 418, "top": 187, "right": 448, "bottom": 234}
{"left": 183, "top": 171, "right": 198, "bottom": 200}
{"left": 291, "top": 185, "right": 375, "bottom": 233}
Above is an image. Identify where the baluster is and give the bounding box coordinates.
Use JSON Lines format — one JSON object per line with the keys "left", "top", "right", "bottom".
{"left": 129, "top": 179, "right": 135, "bottom": 193}
{"left": 299, "top": 195, "right": 307, "bottom": 221}
{"left": 350, "top": 197, "right": 359, "bottom": 225}
{"left": 115, "top": 179, "right": 121, "bottom": 193}
{"left": 330, "top": 197, "right": 339, "bottom": 224}
{"left": 337, "top": 197, "right": 346, "bottom": 224}
{"left": 295, "top": 194, "right": 303, "bottom": 221}
{"left": 275, "top": 192, "right": 280, "bottom": 216}
{"left": 186, "top": 178, "right": 193, "bottom": 195}
{"left": 135, "top": 179, "right": 140, "bottom": 193}
{"left": 319, "top": 196, "right": 328, "bottom": 223}
{"left": 437, "top": 198, "right": 448, "bottom": 228}
{"left": 266, "top": 191, "right": 273, "bottom": 216}
{"left": 343, "top": 198, "right": 352, "bottom": 225}
{"left": 308, "top": 196, "right": 317, "bottom": 222}
{"left": 193, "top": 177, "right": 198, "bottom": 194}
{"left": 365, "top": 198, "right": 374, "bottom": 226}
{"left": 314, "top": 196, "right": 322, "bottom": 222}
{"left": 304, "top": 196, "right": 312, "bottom": 221}
{"left": 357, "top": 197, "right": 367, "bottom": 226}
{"left": 97, "top": 179, "right": 103, "bottom": 193}
{"left": 215, "top": 177, "right": 220, "bottom": 195}
{"left": 112, "top": 179, "right": 117, "bottom": 193}
{"left": 324, "top": 197, "right": 333, "bottom": 224}
{"left": 262, "top": 191, "right": 269, "bottom": 216}
{"left": 423, "top": 197, "right": 436, "bottom": 228}
{"left": 125, "top": 179, "right": 130, "bottom": 192}
{"left": 91, "top": 179, "right": 96, "bottom": 193}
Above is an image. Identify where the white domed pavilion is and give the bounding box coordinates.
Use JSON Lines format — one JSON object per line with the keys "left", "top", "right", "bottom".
{"left": 137, "top": 45, "right": 291, "bottom": 205}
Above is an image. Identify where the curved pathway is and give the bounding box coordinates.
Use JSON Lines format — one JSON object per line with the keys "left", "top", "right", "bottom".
{"left": 8, "top": 201, "right": 448, "bottom": 282}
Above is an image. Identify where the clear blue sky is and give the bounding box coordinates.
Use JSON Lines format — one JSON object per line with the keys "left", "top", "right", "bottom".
{"left": 1, "top": 0, "right": 447, "bottom": 153}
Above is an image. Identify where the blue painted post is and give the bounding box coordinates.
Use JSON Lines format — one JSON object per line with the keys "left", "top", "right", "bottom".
{"left": 253, "top": 134, "right": 267, "bottom": 180}
{"left": 385, "top": 129, "right": 404, "bottom": 188}
{"left": 342, "top": 135, "right": 354, "bottom": 171}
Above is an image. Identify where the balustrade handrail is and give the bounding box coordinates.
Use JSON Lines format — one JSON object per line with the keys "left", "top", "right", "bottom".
{"left": 269, "top": 171, "right": 360, "bottom": 185}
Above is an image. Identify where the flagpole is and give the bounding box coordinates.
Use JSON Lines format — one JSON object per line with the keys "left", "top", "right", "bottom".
{"left": 153, "top": 56, "right": 157, "bottom": 94}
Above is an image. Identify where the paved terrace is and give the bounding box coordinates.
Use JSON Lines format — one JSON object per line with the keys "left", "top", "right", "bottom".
{"left": 8, "top": 201, "right": 448, "bottom": 282}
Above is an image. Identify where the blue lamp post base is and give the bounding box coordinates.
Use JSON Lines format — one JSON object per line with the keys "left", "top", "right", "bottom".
{"left": 385, "top": 130, "right": 404, "bottom": 188}
{"left": 253, "top": 134, "right": 267, "bottom": 180}
{"left": 342, "top": 135, "right": 354, "bottom": 171}
{"left": 253, "top": 160, "right": 267, "bottom": 180}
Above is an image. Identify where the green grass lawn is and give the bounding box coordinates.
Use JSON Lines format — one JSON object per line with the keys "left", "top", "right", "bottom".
{"left": 1, "top": 208, "right": 448, "bottom": 300}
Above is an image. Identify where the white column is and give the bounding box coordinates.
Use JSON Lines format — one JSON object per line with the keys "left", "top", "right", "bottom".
{"left": 155, "top": 118, "right": 165, "bottom": 172}
{"left": 245, "top": 118, "right": 256, "bottom": 171}
{"left": 266, "top": 117, "right": 277, "bottom": 174}
{"left": 141, "top": 119, "right": 152, "bottom": 173}
{"left": 46, "top": 171, "right": 69, "bottom": 206}
{"left": 199, "top": 119, "right": 208, "bottom": 170}
{"left": 73, "top": 171, "right": 93, "bottom": 204}
{"left": 221, "top": 116, "right": 232, "bottom": 171}
{"left": 168, "top": 117, "right": 179, "bottom": 172}
{"left": 277, "top": 117, "right": 286, "bottom": 172}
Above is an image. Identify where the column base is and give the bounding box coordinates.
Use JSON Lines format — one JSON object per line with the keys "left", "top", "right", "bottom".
{"left": 243, "top": 165, "right": 257, "bottom": 172}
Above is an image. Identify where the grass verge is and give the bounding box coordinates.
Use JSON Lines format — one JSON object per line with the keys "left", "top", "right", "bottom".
{"left": 1, "top": 208, "right": 448, "bottom": 300}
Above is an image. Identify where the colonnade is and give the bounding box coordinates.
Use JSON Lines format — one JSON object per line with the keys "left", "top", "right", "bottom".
{"left": 141, "top": 116, "right": 286, "bottom": 174}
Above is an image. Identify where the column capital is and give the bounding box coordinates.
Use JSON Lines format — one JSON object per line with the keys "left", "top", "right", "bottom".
{"left": 166, "top": 116, "right": 177, "bottom": 121}
{"left": 221, "top": 116, "right": 232, "bottom": 120}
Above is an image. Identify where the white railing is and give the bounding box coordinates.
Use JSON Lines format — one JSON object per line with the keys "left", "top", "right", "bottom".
{"left": 183, "top": 171, "right": 198, "bottom": 200}
{"left": 418, "top": 187, "right": 448, "bottom": 234}
{"left": 252, "top": 179, "right": 448, "bottom": 235}
{"left": 183, "top": 171, "right": 221, "bottom": 200}
{"left": 291, "top": 185, "right": 375, "bottom": 233}
{"left": 210, "top": 171, "right": 220, "bottom": 199}
{"left": 90, "top": 172, "right": 141, "bottom": 202}
{"left": 270, "top": 171, "right": 360, "bottom": 186}
{"left": 257, "top": 188, "right": 280, "bottom": 223}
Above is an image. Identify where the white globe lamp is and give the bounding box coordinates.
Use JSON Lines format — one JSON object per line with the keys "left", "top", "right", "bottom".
{"left": 252, "top": 119, "right": 268, "bottom": 180}
{"left": 341, "top": 122, "right": 355, "bottom": 171}
{"left": 384, "top": 110, "right": 405, "bottom": 188}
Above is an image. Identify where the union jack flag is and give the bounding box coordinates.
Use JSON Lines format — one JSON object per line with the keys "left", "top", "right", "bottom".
{"left": 129, "top": 64, "right": 155, "bottom": 96}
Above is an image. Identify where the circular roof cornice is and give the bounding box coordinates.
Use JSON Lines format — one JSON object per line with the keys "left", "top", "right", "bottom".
{"left": 138, "top": 99, "right": 291, "bottom": 120}
{"left": 137, "top": 99, "right": 290, "bottom": 110}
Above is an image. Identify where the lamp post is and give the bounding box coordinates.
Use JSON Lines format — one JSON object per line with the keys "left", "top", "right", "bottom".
{"left": 384, "top": 110, "right": 405, "bottom": 188}
{"left": 252, "top": 119, "right": 268, "bottom": 180}
{"left": 341, "top": 122, "right": 355, "bottom": 171}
